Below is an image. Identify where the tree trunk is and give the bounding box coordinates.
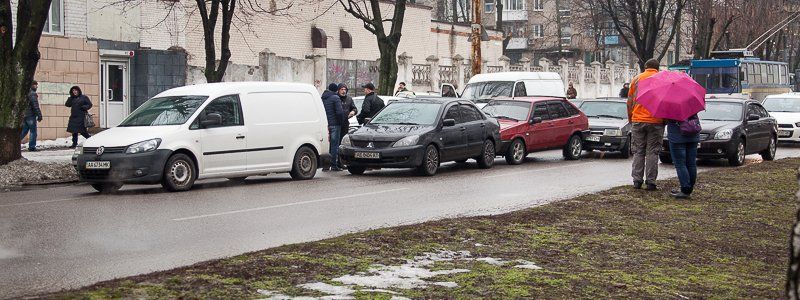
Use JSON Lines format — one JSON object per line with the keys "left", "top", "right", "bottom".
{"left": 376, "top": 39, "right": 398, "bottom": 96}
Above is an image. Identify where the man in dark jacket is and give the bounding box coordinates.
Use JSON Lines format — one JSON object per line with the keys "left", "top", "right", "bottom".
{"left": 20, "top": 80, "right": 43, "bottom": 151}
{"left": 356, "top": 83, "right": 385, "bottom": 125}
{"left": 619, "top": 83, "right": 630, "bottom": 98}
{"left": 337, "top": 83, "right": 358, "bottom": 139}
{"left": 322, "top": 83, "right": 345, "bottom": 171}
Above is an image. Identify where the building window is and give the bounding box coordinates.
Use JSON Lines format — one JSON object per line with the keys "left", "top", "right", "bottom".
{"left": 340, "top": 30, "right": 352, "bottom": 49}
{"left": 43, "top": 0, "right": 63, "bottom": 35}
{"left": 504, "top": 0, "right": 523, "bottom": 11}
{"left": 485, "top": 0, "right": 494, "bottom": 12}
{"left": 532, "top": 0, "right": 544, "bottom": 11}
{"left": 532, "top": 24, "right": 543, "bottom": 38}
{"left": 311, "top": 27, "right": 327, "bottom": 48}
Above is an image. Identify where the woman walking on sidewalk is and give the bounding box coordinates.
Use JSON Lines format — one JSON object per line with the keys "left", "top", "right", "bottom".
{"left": 667, "top": 114, "right": 701, "bottom": 199}
{"left": 65, "top": 86, "right": 92, "bottom": 148}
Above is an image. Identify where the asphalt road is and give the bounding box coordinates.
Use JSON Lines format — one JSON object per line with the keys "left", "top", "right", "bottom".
{"left": 3, "top": 146, "right": 800, "bottom": 298}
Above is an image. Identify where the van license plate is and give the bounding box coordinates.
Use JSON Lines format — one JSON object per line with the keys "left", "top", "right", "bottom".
{"left": 86, "top": 161, "right": 111, "bottom": 169}
{"left": 355, "top": 152, "right": 380, "bottom": 159}
{"left": 779, "top": 130, "right": 792, "bottom": 137}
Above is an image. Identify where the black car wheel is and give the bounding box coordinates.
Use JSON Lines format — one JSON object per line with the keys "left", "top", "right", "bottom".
{"left": 416, "top": 145, "right": 440, "bottom": 176}
{"left": 728, "top": 139, "right": 745, "bottom": 167}
{"left": 91, "top": 183, "right": 122, "bottom": 194}
{"left": 477, "top": 140, "right": 496, "bottom": 169}
{"left": 347, "top": 166, "right": 366, "bottom": 175}
{"left": 659, "top": 153, "right": 673, "bottom": 164}
{"left": 620, "top": 136, "right": 632, "bottom": 159}
{"left": 505, "top": 139, "right": 526, "bottom": 165}
{"left": 760, "top": 135, "right": 777, "bottom": 161}
{"left": 563, "top": 134, "right": 583, "bottom": 160}
{"left": 290, "top": 146, "right": 318, "bottom": 180}
{"left": 161, "top": 153, "right": 197, "bottom": 192}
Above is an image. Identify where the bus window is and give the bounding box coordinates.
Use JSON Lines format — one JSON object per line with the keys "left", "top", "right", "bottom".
{"left": 692, "top": 67, "right": 740, "bottom": 94}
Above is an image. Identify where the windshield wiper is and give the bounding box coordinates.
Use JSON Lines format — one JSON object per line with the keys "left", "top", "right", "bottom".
{"left": 389, "top": 122, "right": 420, "bottom": 125}
{"left": 593, "top": 114, "right": 624, "bottom": 119}
{"left": 494, "top": 115, "right": 520, "bottom": 121}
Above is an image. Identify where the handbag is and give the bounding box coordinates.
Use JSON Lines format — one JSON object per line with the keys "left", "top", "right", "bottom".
{"left": 678, "top": 114, "right": 701, "bottom": 136}
{"left": 84, "top": 113, "right": 96, "bottom": 128}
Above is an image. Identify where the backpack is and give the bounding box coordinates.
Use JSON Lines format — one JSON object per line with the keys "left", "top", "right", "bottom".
{"left": 678, "top": 114, "right": 701, "bottom": 136}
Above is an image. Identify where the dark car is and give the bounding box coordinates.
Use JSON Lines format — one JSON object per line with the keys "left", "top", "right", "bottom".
{"left": 339, "top": 98, "right": 501, "bottom": 176}
{"left": 659, "top": 97, "right": 778, "bottom": 166}
{"left": 578, "top": 98, "right": 632, "bottom": 158}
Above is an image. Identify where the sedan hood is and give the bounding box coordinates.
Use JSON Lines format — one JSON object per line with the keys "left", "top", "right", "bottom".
{"left": 588, "top": 117, "right": 627, "bottom": 129}
{"left": 83, "top": 126, "right": 183, "bottom": 147}
{"left": 700, "top": 120, "right": 738, "bottom": 134}
{"left": 498, "top": 119, "right": 526, "bottom": 130}
{"left": 768, "top": 112, "right": 800, "bottom": 125}
{"left": 351, "top": 124, "right": 434, "bottom": 142}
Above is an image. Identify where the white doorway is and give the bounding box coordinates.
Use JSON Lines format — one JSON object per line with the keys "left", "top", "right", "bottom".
{"left": 100, "top": 60, "right": 129, "bottom": 128}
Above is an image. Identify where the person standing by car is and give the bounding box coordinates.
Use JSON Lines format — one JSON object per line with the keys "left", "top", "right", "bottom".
{"left": 566, "top": 82, "right": 578, "bottom": 99}
{"left": 395, "top": 82, "right": 413, "bottom": 96}
{"left": 20, "top": 80, "right": 43, "bottom": 151}
{"left": 666, "top": 114, "right": 701, "bottom": 199}
{"left": 337, "top": 83, "right": 358, "bottom": 139}
{"left": 66, "top": 86, "right": 92, "bottom": 148}
{"left": 619, "top": 83, "right": 630, "bottom": 98}
{"left": 627, "top": 59, "right": 664, "bottom": 190}
{"left": 322, "top": 83, "right": 345, "bottom": 171}
{"left": 357, "top": 83, "right": 385, "bottom": 125}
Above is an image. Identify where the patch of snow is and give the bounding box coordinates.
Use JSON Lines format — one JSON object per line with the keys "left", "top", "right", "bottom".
{"left": 333, "top": 265, "right": 469, "bottom": 289}
{"left": 22, "top": 149, "right": 74, "bottom": 164}
{"left": 297, "top": 282, "right": 355, "bottom": 296}
{"left": 21, "top": 136, "right": 87, "bottom": 151}
{"left": 0, "top": 158, "right": 77, "bottom": 188}
{"left": 432, "top": 281, "right": 459, "bottom": 288}
{"left": 360, "top": 289, "right": 400, "bottom": 295}
{"left": 513, "top": 260, "right": 543, "bottom": 270}
{"left": 475, "top": 257, "right": 507, "bottom": 266}
{"left": 474, "top": 243, "right": 485, "bottom": 247}
{"left": 390, "top": 297, "right": 412, "bottom": 300}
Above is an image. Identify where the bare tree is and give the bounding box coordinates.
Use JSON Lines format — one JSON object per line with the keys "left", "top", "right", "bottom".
{"left": 339, "top": 0, "right": 406, "bottom": 95}
{"left": 599, "top": 0, "right": 687, "bottom": 70}
{"left": 0, "top": 0, "right": 52, "bottom": 165}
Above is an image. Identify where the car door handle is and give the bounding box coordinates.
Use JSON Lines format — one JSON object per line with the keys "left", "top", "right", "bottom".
{"left": 236, "top": 135, "right": 245, "bottom": 140}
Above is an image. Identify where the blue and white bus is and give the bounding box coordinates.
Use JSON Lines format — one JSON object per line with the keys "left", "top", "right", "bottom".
{"left": 689, "top": 53, "right": 792, "bottom": 102}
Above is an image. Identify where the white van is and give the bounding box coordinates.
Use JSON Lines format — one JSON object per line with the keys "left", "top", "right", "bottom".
{"left": 461, "top": 72, "right": 566, "bottom": 107}
{"left": 73, "top": 82, "right": 330, "bottom": 193}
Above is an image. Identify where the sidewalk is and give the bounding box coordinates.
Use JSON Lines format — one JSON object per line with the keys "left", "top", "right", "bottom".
{"left": 41, "top": 158, "right": 799, "bottom": 299}
{"left": 0, "top": 145, "right": 77, "bottom": 188}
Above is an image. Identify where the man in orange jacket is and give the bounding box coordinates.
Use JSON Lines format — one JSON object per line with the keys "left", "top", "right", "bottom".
{"left": 627, "top": 58, "right": 665, "bottom": 190}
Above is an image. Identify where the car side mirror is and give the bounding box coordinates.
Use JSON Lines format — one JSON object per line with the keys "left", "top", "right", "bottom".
{"left": 200, "top": 113, "right": 223, "bottom": 128}
{"left": 443, "top": 119, "right": 456, "bottom": 127}
{"left": 747, "top": 114, "right": 760, "bottom": 121}
{"left": 364, "top": 118, "right": 372, "bottom": 124}
{"left": 529, "top": 117, "right": 543, "bottom": 124}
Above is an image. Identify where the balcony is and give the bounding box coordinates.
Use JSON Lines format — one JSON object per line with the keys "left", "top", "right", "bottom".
{"left": 502, "top": 10, "right": 528, "bottom": 22}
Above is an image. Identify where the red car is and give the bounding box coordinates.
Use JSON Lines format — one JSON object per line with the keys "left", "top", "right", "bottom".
{"left": 482, "top": 97, "right": 589, "bottom": 164}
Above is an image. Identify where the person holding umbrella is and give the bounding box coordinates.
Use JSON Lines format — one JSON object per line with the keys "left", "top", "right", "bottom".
{"left": 627, "top": 59, "right": 664, "bottom": 191}
{"left": 634, "top": 70, "right": 706, "bottom": 199}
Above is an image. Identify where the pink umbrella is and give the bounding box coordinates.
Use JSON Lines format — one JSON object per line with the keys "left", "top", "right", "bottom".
{"left": 635, "top": 71, "right": 706, "bottom": 121}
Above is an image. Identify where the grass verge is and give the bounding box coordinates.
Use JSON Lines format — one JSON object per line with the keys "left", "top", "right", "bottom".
{"left": 45, "top": 159, "right": 800, "bottom": 299}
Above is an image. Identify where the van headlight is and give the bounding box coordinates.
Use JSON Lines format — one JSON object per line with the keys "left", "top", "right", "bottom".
{"left": 341, "top": 134, "right": 352, "bottom": 147}
{"left": 126, "top": 138, "right": 162, "bottom": 154}
{"left": 604, "top": 129, "right": 623, "bottom": 137}
{"left": 393, "top": 135, "right": 419, "bottom": 148}
{"left": 714, "top": 129, "right": 733, "bottom": 140}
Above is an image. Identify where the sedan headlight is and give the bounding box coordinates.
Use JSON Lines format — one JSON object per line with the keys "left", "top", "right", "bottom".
{"left": 341, "top": 134, "right": 352, "bottom": 147}
{"left": 604, "top": 129, "right": 623, "bottom": 137}
{"left": 393, "top": 135, "right": 420, "bottom": 148}
{"left": 126, "top": 138, "right": 162, "bottom": 154}
{"left": 73, "top": 146, "right": 83, "bottom": 155}
{"left": 714, "top": 129, "right": 733, "bottom": 140}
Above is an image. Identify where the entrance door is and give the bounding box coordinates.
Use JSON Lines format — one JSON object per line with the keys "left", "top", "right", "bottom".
{"left": 100, "top": 61, "right": 129, "bottom": 127}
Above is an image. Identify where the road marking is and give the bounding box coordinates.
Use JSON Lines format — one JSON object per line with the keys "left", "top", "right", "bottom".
{"left": 0, "top": 197, "right": 89, "bottom": 207}
{"left": 481, "top": 161, "right": 596, "bottom": 179}
{"left": 172, "top": 188, "right": 410, "bottom": 221}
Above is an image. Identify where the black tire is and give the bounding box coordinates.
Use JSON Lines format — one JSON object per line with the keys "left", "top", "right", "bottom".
{"left": 562, "top": 134, "right": 583, "bottom": 160}
{"left": 161, "top": 153, "right": 197, "bottom": 192}
{"left": 760, "top": 135, "right": 777, "bottom": 161}
{"left": 476, "top": 140, "right": 496, "bottom": 169}
{"left": 416, "top": 145, "right": 440, "bottom": 176}
{"left": 347, "top": 166, "right": 366, "bottom": 175}
{"left": 227, "top": 177, "right": 247, "bottom": 183}
{"left": 91, "top": 183, "right": 122, "bottom": 194}
{"left": 659, "top": 153, "right": 673, "bottom": 164}
{"left": 290, "top": 146, "right": 318, "bottom": 180}
{"left": 727, "top": 139, "right": 746, "bottom": 167}
{"left": 504, "top": 138, "right": 526, "bottom": 165}
{"left": 620, "top": 136, "right": 632, "bottom": 159}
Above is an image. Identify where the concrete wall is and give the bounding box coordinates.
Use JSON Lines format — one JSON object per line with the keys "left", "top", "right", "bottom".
{"left": 87, "top": 0, "right": 141, "bottom": 43}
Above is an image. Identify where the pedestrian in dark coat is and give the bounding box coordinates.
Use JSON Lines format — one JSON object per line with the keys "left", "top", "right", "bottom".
{"left": 356, "top": 83, "right": 385, "bottom": 125}
{"left": 619, "top": 83, "right": 630, "bottom": 98}
{"left": 321, "top": 83, "right": 345, "bottom": 171}
{"left": 566, "top": 82, "right": 577, "bottom": 99}
{"left": 20, "top": 80, "right": 42, "bottom": 151}
{"left": 666, "top": 114, "right": 701, "bottom": 199}
{"left": 337, "top": 83, "right": 358, "bottom": 139}
{"left": 65, "top": 86, "right": 92, "bottom": 148}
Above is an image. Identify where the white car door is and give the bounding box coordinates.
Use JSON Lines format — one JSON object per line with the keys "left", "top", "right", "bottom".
{"left": 196, "top": 95, "right": 248, "bottom": 175}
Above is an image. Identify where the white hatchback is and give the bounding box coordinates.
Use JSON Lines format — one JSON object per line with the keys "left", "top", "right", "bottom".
{"left": 763, "top": 93, "right": 800, "bottom": 142}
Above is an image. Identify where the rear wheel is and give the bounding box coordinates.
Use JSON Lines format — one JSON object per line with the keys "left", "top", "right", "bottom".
{"left": 347, "top": 166, "right": 366, "bottom": 175}
{"left": 504, "top": 139, "right": 526, "bottom": 165}
{"left": 161, "top": 153, "right": 196, "bottom": 192}
{"left": 563, "top": 134, "right": 583, "bottom": 160}
{"left": 290, "top": 146, "right": 318, "bottom": 180}
{"left": 760, "top": 135, "right": 777, "bottom": 161}
{"left": 416, "top": 145, "right": 440, "bottom": 176}
{"left": 91, "top": 183, "right": 122, "bottom": 194}
{"left": 728, "top": 139, "right": 745, "bottom": 166}
{"left": 476, "top": 140, "right": 496, "bottom": 169}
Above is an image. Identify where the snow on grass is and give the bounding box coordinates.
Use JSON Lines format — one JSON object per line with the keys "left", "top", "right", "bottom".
{"left": 513, "top": 260, "right": 543, "bottom": 270}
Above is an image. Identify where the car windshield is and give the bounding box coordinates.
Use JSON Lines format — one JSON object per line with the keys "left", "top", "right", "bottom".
{"left": 763, "top": 97, "right": 800, "bottom": 113}
{"left": 482, "top": 100, "right": 530, "bottom": 121}
{"left": 462, "top": 81, "right": 514, "bottom": 103}
{"left": 579, "top": 101, "right": 627, "bottom": 119}
{"left": 369, "top": 102, "right": 441, "bottom": 125}
{"left": 699, "top": 102, "right": 743, "bottom": 121}
{"left": 119, "top": 96, "right": 208, "bottom": 127}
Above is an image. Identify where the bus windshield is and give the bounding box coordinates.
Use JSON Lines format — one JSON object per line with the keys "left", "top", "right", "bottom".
{"left": 691, "top": 67, "right": 740, "bottom": 94}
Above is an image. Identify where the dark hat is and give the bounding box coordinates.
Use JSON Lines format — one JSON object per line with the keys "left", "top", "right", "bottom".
{"left": 327, "top": 83, "right": 339, "bottom": 91}
{"left": 337, "top": 83, "right": 348, "bottom": 90}
{"left": 361, "top": 83, "right": 376, "bottom": 90}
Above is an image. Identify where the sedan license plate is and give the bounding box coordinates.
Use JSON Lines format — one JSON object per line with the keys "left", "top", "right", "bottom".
{"left": 354, "top": 152, "right": 380, "bottom": 159}
{"left": 780, "top": 130, "right": 792, "bottom": 138}
{"left": 86, "top": 161, "right": 111, "bottom": 169}
{"left": 586, "top": 135, "right": 601, "bottom": 142}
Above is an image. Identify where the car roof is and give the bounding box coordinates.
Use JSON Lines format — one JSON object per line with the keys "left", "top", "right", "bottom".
{"left": 489, "top": 96, "right": 567, "bottom": 104}
{"left": 580, "top": 97, "right": 627, "bottom": 103}
{"left": 392, "top": 97, "right": 461, "bottom": 104}
{"left": 155, "top": 82, "right": 318, "bottom": 99}
{"left": 468, "top": 72, "right": 562, "bottom": 83}
{"left": 765, "top": 92, "right": 800, "bottom": 99}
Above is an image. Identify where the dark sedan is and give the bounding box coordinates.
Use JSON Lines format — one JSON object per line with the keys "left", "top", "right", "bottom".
{"left": 339, "top": 98, "right": 501, "bottom": 176}
{"left": 579, "top": 98, "right": 632, "bottom": 158}
{"left": 659, "top": 98, "right": 778, "bottom": 166}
